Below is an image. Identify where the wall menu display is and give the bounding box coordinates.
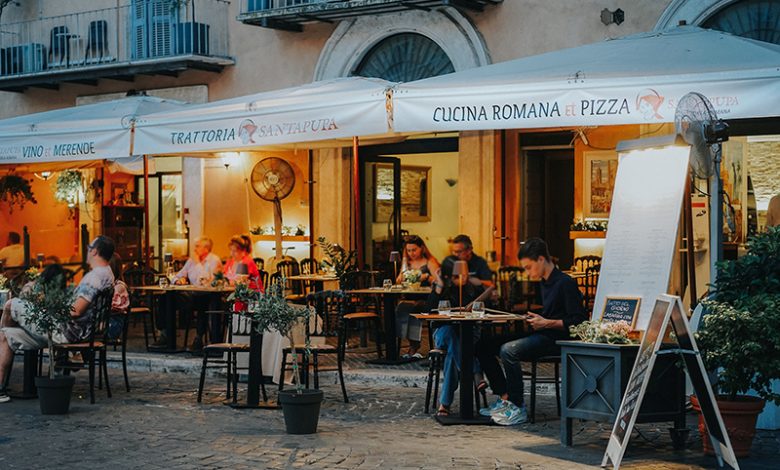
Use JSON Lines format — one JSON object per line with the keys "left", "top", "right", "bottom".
{"left": 592, "top": 140, "right": 691, "bottom": 330}
{"left": 601, "top": 297, "right": 641, "bottom": 329}
{"left": 602, "top": 295, "right": 738, "bottom": 470}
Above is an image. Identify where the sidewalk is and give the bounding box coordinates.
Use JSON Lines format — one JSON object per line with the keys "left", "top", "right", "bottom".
{"left": 1, "top": 360, "right": 778, "bottom": 469}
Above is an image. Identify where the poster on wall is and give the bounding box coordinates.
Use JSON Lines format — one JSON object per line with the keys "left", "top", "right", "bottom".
{"left": 584, "top": 151, "right": 619, "bottom": 218}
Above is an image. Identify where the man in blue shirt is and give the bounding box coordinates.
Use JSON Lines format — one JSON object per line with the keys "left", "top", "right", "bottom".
{"left": 476, "top": 237, "right": 587, "bottom": 425}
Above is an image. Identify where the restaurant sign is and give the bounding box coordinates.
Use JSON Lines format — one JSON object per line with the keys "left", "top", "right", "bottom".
{"left": 393, "top": 76, "right": 779, "bottom": 132}
{"left": 0, "top": 131, "right": 128, "bottom": 165}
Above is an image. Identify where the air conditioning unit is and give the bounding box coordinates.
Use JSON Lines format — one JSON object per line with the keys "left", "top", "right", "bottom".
{"left": 130, "top": 0, "right": 179, "bottom": 59}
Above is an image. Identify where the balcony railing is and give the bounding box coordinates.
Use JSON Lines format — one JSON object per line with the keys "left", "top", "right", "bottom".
{"left": 0, "top": 0, "right": 232, "bottom": 92}
{"left": 237, "top": 0, "right": 502, "bottom": 31}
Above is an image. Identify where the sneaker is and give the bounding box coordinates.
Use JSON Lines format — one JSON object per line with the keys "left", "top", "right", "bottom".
{"left": 480, "top": 398, "right": 510, "bottom": 417}
{"left": 491, "top": 402, "right": 528, "bottom": 426}
{"left": 0, "top": 389, "right": 10, "bottom": 403}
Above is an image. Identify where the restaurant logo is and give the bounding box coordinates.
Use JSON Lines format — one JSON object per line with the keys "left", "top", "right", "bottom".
{"left": 239, "top": 119, "right": 258, "bottom": 144}
{"left": 636, "top": 89, "right": 665, "bottom": 120}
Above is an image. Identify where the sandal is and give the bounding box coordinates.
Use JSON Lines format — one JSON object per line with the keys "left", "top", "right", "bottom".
{"left": 436, "top": 405, "right": 450, "bottom": 416}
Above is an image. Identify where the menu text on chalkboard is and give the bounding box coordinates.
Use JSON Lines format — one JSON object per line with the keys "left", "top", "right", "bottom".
{"left": 602, "top": 297, "right": 641, "bottom": 329}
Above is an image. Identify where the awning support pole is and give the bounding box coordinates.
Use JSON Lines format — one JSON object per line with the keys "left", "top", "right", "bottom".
{"left": 143, "top": 155, "right": 151, "bottom": 268}
{"left": 353, "top": 136, "right": 363, "bottom": 268}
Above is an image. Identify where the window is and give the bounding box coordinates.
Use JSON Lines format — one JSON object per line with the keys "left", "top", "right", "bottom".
{"left": 352, "top": 33, "right": 454, "bottom": 82}
{"left": 703, "top": 0, "right": 780, "bottom": 44}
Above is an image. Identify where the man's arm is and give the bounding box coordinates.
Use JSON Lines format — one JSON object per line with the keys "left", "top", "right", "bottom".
{"left": 72, "top": 296, "right": 90, "bottom": 318}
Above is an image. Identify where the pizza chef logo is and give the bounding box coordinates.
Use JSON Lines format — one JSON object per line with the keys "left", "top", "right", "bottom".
{"left": 635, "top": 89, "right": 665, "bottom": 120}
{"left": 238, "top": 119, "right": 257, "bottom": 144}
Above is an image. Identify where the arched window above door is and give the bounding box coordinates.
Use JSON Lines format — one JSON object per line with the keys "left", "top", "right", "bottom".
{"left": 351, "top": 33, "right": 455, "bottom": 82}
{"left": 703, "top": 0, "right": 780, "bottom": 44}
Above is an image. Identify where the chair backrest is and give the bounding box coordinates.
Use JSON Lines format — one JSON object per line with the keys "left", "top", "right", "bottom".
{"left": 87, "top": 20, "right": 108, "bottom": 52}
{"left": 572, "top": 255, "right": 601, "bottom": 273}
{"left": 85, "top": 287, "right": 115, "bottom": 346}
{"left": 583, "top": 264, "right": 601, "bottom": 315}
{"left": 275, "top": 259, "right": 301, "bottom": 293}
{"left": 496, "top": 266, "right": 523, "bottom": 310}
{"left": 306, "top": 290, "right": 346, "bottom": 338}
{"left": 258, "top": 270, "right": 269, "bottom": 290}
{"left": 49, "top": 25, "right": 69, "bottom": 57}
{"left": 268, "top": 271, "right": 283, "bottom": 289}
{"left": 299, "top": 257, "right": 318, "bottom": 275}
{"left": 123, "top": 267, "right": 157, "bottom": 287}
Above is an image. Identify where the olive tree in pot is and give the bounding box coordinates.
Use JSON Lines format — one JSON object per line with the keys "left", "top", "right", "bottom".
{"left": 239, "top": 279, "right": 320, "bottom": 434}
{"left": 694, "top": 226, "right": 780, "bottom": 457}
{"left": 20, "top": 275, "right": 77, "bottom": 414}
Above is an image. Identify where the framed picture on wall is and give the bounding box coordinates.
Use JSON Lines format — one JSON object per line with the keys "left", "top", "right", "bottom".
{"left": 373, "top": 164, "right": 431, "bottom": 223}
{"left": 583, "top": 151, "right": 619, "bottom": 218}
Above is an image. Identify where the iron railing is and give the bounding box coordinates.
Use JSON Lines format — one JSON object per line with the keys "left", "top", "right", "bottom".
{"left": 0, "top": 0, "right": 229, "bottom": 78}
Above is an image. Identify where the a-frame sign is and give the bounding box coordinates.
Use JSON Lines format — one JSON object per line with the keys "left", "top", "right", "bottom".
{"left": 602, "top": 294, "right": 739, "bottom": 470}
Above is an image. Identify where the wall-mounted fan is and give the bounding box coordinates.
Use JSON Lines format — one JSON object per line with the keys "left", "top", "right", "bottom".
{"left": 250, "top": 157, "right": 296, "bottom": 265}
{"left": 674, "top": 92, "right": 730, "bottom": 279}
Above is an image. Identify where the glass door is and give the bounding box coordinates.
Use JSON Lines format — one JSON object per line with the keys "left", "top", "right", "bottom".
{"left": 361, "top": 156, "right": 401, "bottom": 270}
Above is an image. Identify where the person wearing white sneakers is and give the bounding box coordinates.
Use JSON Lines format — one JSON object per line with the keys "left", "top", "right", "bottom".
{"left": 476, "top": 238, "right": 587, "bottom": 425}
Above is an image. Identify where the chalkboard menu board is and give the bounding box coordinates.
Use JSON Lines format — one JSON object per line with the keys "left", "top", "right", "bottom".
{"left": 602, "top": 297, "right": 641, "bottom": 329}
{"left": 603, "top": 295, "right": 738, "bottom": 470}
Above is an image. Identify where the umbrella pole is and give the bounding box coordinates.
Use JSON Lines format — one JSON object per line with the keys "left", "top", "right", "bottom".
{"left": 308, "top": 149, "right": 315, "bottom": 266}
{"left": 143, "top": 155, "right": 151, "bottom": 269}
{"left": 352, "top": 136, "right": 363, "bottom": 268}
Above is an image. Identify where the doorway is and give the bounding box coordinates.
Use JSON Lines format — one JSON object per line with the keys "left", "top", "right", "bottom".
{"left": 522, "top": 150, "right": 575, "bottom": 269}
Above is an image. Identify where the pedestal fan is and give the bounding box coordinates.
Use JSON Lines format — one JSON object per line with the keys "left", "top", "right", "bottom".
{"left": 250, "top": 157, "right": 296, "bottom": 267}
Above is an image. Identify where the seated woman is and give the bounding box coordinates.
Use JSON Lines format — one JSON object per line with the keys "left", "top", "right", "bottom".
{"left": 395, "top": 235, "right": 440, "bottom": 359}
{"left": 224, "top": 234, "right": 262, "bottom": 292}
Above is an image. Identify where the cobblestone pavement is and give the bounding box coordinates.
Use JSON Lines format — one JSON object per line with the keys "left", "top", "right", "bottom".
{"left": 1, "top": 368, "right": 778, "bottom": 470}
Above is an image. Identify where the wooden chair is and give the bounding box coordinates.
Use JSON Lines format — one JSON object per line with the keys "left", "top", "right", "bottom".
{"left": 341, "top": 271, "right": 382, "bottom": 357}
{"left": 258, "top": 270, "right": 269, "bottom": 291}
{"left": 276, "top": 259, "right": 304, "bottom": 302}
{"left": 571, "top": 255, "right": 601, "bottom": 273}
{"left": 424, "top": 348, "right": 487, "bottom": 414}
{"left": 54, "top": 287, "right": 114, "bottom": 404}
{"left": 123, "top": 266, "right": 159, "bottom": 350}
{"left": 253, "top": 257, "right": 265, "bottom": 272}
{"left": 278, "top": 291, "right": 348, "bottom": 402}
{"left": 197, "top": 309, "right": 256, "bottom": 404}
{"left": 583, "top": 264, "right": 601, "bottom": 315}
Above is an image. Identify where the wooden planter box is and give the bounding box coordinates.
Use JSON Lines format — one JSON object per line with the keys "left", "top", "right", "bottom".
{"left": 559, "top": 340, "right": 686, "bottom": 446}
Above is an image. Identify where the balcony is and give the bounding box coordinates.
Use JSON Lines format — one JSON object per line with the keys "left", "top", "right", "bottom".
{"left": 237, "top": 0, "right": 502, "bottom": 32}
{"left": 0, "top": 0, "right": 233, "bottom": 92}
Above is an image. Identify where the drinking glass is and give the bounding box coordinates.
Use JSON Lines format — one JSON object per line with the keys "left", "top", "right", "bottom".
{"left": 383, "top": 279, "right": 392, "bottom": 290}
{"left": 438, "top": 300, "right": 451, "bottom": 315}
{"left": 472, "top": 301, "right": 485, "bottom": 317}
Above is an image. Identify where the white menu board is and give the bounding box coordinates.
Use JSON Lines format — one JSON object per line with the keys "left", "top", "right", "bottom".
{"left": 592, "top": 139, "right": 691, "bottom": 331}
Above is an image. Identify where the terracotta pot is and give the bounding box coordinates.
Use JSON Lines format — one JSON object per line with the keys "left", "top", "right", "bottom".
{"left": 691, "top": 394, "right": 765, "bottom": 457}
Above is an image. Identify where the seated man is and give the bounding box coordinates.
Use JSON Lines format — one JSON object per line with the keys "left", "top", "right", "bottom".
{"left": 476, "top": 237, "right": 587, "bottom": 425}
{"left": 156, "top": 236, "right": 222, "bottom": 352}
{"left": 0, "top": 236, "right": 115, "bottom": 403}
{"left": 432, "top": 234, "right": 494, "bottom": 416}
{"left": 0, "top": 231, "right": 24, "bottom": 278}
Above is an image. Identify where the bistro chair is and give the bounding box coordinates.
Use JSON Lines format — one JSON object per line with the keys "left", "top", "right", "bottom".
{"left": 253, "top": 257, "right": 265, "bottom": 272}
{"left": 496, "top": 266, "right": 523, "bottom": 311}
{"left": 197, "top": 309, "right": 257, "bottom": 404}
{"left": 278, "top": 291, "right": 348, "bottom": 403}
{"left": 524, "top": 355, "right": 561, "bottom": 424}
{"left": 275, "top": 259, "right": 304, "bottom": 302}
{"left": 84, "top": 20, "right": 109, "bottom": 64}
{"left": 123, "top": 266, "right": 159, "bottom": 350}
{"left": 48, "top": 25, "right": 70, "bottom": 66}
{"left": 53, "top": 287, "right": 114, "bottom": 404}
{"left": 258, "top": 269, "right": 269, "bottom": 290}
{"left": 103, "top": 304, "right": 131, "bottom": 392}
{"left": 299, "top": 257, "right": 318, "bottom": 275}
{"left": 583, "top": 264, "right": 601, "bottom": 315}
{"left": 424, "top": 348, "right": 487, "bottom": 414}
{"left": 341, "top": 271, "right": 382, "bottom": 357}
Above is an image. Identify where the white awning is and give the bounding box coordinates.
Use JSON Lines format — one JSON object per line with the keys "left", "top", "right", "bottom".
{"left": 133, "top": 77, "right": 393, "bottom": 155}
{"left": 0, "top": 95, "right": 185, "bottom": 165}
{"left": 392, "top": 26, "right": 780, "bottom": 132}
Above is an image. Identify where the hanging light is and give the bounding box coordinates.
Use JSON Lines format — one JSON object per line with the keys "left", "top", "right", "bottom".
{"left": 34, "top": 171, "right": 54, "bottom": 181}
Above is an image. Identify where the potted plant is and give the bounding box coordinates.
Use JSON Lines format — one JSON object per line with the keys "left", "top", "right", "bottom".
{"left": 0, "top": 174, "right": 37, "bottom": 213}
{"left": 19, "top": 274, "right": 77, "bottom": 414}
{"left": 243, "top": 279, "right": 320, "bottom": 434}
{"left": 54, "top": 169, "right": 82, "bottom": 208}
{"left": 694, "top": 226, "right": 780, "bottom": 457}
{"left": 402, "top": 268, "right": 423, "bottom": 290}
{"left": 317, "top": 237, "right": 356, "bottom": 286}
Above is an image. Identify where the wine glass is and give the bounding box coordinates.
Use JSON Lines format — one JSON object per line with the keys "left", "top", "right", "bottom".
{"left": 472, "top": 301, "right": 485, "bottom": 318}
{"left": 438, "top": 300, "right": 451, "bottom": 315}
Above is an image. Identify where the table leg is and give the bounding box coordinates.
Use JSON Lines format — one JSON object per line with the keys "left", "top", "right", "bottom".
{"left": 165, "top": 292, "right": 177, "bottom": 351}
{"left": 435, "top": 321, "right": 491, "bottom": 425}
{"left": 562, "top": 417, "right": 573, "bottom": 446}
{"left": 230, "top": 325, "right": 278, "bottom": 409}
{"left": 367, "top": 295, "right": 406, "bottom": 365}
